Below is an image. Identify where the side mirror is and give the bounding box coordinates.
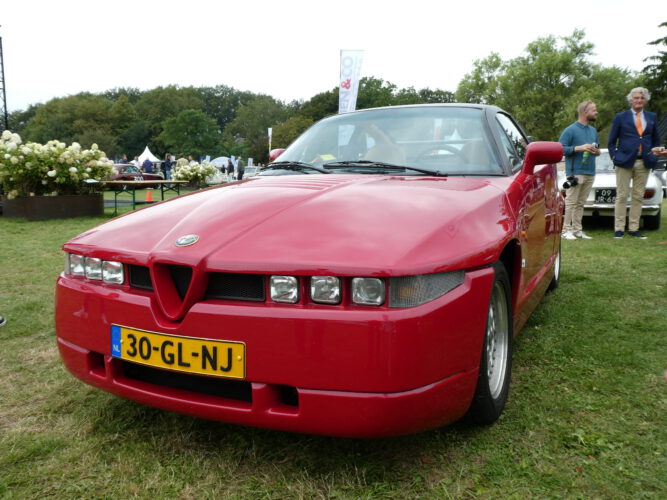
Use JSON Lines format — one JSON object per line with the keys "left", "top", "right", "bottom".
{"left": 269, "top": 148, "right": 286, "bottom": 163}
{"left": 521, "top": 142, "right": 563, "bottom": 176}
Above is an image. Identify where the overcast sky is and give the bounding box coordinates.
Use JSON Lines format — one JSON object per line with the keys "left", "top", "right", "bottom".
{"left": 2, "top": 0, "right": 665, "bottom": 112}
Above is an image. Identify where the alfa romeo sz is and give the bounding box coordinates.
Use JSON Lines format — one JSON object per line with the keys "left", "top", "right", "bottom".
{"left": 55, "top": 104, "right": 564, "bottom": 437}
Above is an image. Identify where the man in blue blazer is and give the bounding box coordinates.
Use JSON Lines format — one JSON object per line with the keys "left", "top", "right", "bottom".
{"left": 608, "top": 87, "right": 661, "bottom": 239}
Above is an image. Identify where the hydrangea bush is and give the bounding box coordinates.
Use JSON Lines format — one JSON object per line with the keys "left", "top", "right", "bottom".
{"left": 0, "top": 131, "right": 115, "bottom": 198}
{"left": 172, "top": 161, "right": 218, "bottom": 185}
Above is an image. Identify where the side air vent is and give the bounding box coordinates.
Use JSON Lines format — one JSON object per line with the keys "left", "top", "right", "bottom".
{"left": 128, "top": 265, "right": 153, "bottom": 290}
{"left": 169, "top": 265, "right": 193, "bottom": 300}
{"left": 206, "top": 273, "right": 265, "bottom": 302}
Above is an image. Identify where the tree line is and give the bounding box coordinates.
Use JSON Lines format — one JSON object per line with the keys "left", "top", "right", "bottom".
{"left": 7, "top": 27, "right": 666, "bottom": 164}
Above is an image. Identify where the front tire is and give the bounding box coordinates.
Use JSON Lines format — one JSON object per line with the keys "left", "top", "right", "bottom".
{"left": 547, "top": 242, "right": 561, "bottom": 291}
{"left": 468, "top": 262, "right": 513, "bottom": 424}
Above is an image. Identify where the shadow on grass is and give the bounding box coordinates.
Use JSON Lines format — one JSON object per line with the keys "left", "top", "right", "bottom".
{"left": 76, "top": 390, "right": 487, "bottom": 479}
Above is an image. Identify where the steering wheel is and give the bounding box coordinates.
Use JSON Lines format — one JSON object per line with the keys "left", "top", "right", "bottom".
{"left": 416, "top": 144, "right": 468, "bottom": 163}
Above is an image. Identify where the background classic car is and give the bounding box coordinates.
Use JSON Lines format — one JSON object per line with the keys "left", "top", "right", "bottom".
{"left": 55, "top": 104, "right": 563, "bottom": 437}
{"left": 557, "top": 149, "right": 663, "bottom": 230}
{"left": 110, "top": 164, "right": 164, "bottom": 188}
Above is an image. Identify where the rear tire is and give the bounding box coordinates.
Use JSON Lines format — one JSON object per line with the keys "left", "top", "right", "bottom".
{"left": 468, "top": 262, "right": 513, "bottom": 424}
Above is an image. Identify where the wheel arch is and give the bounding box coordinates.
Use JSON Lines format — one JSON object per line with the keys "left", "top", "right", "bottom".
{"left": 497, "top": 239, "right": 520, "bottom": 312}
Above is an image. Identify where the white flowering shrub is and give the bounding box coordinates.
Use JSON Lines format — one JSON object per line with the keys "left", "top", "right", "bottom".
{"left": 0, "top": 130, "right": 115, "bottom": 198}
{"left": 172, "top": 161, "right": 218, "bottom": 185}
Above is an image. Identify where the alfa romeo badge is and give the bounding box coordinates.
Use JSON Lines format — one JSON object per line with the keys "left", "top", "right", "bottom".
{"left": 175, "top": 234, "right": 199, "bottom": 247}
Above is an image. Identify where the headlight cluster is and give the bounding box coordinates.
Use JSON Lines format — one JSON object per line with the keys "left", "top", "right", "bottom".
{"left": 270, "top": 275, "right": 385, "bottom": 306}
{"left": 269, "top": 271, "right": 463, "bottom": 308}
{"left": 65, "top": 253, "right": 125, "bottom": 285}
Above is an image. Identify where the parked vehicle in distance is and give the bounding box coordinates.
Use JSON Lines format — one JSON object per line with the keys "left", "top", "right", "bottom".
{"left": 557, "top": 149, "right": 663, "bottom": 230}
{"left": 655, "top": 157, "right": 667, "bottom": 196}
{"left": 242, "top": 166, "right": 260, "bottom": 178}
{"left": 110, "top": 164, "right": 164, "bottom": 188}
{"left": 56, "top": 104, "right": 563, "bottom": 437}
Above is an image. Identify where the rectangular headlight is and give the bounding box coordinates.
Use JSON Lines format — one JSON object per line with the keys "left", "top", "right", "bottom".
{"left": 69, "top": 253, "right": 85, "bottom": 276}
{"left": 270, "top": 275, "right": 299, "bottom": 303}
{"left": 351, "top": 277, "right": 385, "bottom": 306}
{"left": 102, "top": 261, "right": 125, "bottom": 284}
{"left": 310, "top": 276, "right": 341, "bottom": 304}
{"left": 84, "top": 257, "right": 102, "bottom": 280}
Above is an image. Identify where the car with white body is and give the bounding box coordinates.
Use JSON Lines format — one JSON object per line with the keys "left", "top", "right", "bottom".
{"left": 557, "top": 149, "right": 663, "bottom": 230}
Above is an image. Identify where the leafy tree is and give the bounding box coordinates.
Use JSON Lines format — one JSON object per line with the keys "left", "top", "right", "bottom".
{"left": 120, "top": 121, "right": 152, "bottom": 159}
{"left": 198, "top": 85, "right": 256, "bottom": 132}
{"left": 77, "top": 127, "right": 118, "bottom": 157}
{"left": 271, "top": 115, "right": 314, "bottom": 149}
{"left": 455, "top": 53, "right": 505, "bottom": 104}
{"left": 356, "top": 77, "right": 397, "bottom": 109}
{"left": 248, "top": 135, "right": 270, "bottom": 164}
{"left": 642, "top": 21, "right": 667, "bottom": 116}
{"left": 158, "top": 109, "right": 220, "bottom": 158}
{"left": 109, "top": 95, "right": 139, "bottom": 137}
{"left": 297, "top": 88, "right": 338, "bottom": 121}
{"left": 222, "top": 95, "right": 292, "bottom": 157}
{"left": 23, "top": 94, "right": 111, "bottom": 144}
{"left": 392, "top": 87, "right": 455, "bottom": 105}
{"left": 555, "top": 66, "right": 640, "bottom": 146}
{"left": 456, "top": 30, "right": 636, "bottom": 141}
{"left": 417, "top": 88, "right": 455, "bottom": 103}
{"left": 22, "top": 98, "right": 73, "bottom": 143}
{"left": 25, "top": 110, "right": 74, "bottom": 144}
{"left": 501, "top": 31, "right": 597, "bottom": 140}
{"left": 7, "top": 105, "right": 38, "bottom": 137}
{"left": 69, "top": 95, "right": 113, "bottom": 135}
{"left": 101, "top": 87, "right": 143, "bottom": 104}
{"left": 393, "top": 87, "right": 422, "bottom": 105}
{"left": 134, "top": 86, "right": 203, "bottom": 147}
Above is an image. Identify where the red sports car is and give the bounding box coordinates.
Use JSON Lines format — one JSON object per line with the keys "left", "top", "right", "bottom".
{"left": 55, "top": 104, "right": 563, "bottom": 437}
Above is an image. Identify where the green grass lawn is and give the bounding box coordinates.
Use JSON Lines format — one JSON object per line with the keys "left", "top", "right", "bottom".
{"left": 1, "top": 204, "right": 666, "bottom": 498}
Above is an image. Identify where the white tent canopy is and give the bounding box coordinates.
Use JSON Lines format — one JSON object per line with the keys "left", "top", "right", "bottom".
{"left": 210, "top": 156, "right": 229, "bottom": 168}
{"left": 138, "top": 146, "right": 160, "bottom": 163}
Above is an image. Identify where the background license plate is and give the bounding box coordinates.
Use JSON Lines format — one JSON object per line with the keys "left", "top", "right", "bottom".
{"left": 111, "top": 325, "right": 245, "bottom": 379}
{"left": 595, "top": 189, "right": 616, "bottom": 203}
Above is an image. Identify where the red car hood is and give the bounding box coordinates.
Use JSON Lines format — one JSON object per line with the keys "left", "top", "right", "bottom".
{"left": 67, "top": 175, "right": 515, "bottom": 275}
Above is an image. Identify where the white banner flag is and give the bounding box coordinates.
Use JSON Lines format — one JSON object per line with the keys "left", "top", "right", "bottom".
{"left": 338, "top": 50, "right": 364, "bottom": 114}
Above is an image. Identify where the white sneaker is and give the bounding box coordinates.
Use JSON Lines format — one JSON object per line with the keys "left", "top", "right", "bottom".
{"left": 561, "top": 231, "right": 576, "bottom": 240}
{"left": 574, "top": 231, "right": 592, "bottom": 239}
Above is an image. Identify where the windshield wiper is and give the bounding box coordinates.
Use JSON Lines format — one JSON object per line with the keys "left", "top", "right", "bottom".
{"left": 264, "top": 161, "right": 331, "bottom": 174}
{"left": 323, "top": 160, "right": 446, "bottom": 177}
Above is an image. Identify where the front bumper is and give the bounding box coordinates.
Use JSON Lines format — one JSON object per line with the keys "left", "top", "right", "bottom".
{"left": 55, "top": 267, "right": 494, "bottom": 437}
{"left": 57, "top": 337, "right": 477, "bottom": 437}
{"left": 584, "top": 203, "right": 661, "bottom": 217}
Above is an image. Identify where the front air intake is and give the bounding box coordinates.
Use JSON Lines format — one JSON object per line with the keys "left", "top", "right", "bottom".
{"left": 205, "top": 273, "right": 265, "bottom": 302}
{"left": 169, "top": 265, "right": 193, "bottom": 300}
{"left": 128, "top": 265, "right": 153, "bottom": 290}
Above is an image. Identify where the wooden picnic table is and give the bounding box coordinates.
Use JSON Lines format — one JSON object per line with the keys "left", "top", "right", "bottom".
{"left": 103, "top": 180, "right": 189, "bottom": 214}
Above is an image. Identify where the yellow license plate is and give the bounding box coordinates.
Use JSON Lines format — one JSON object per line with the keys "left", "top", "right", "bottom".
{"left": 111, "top": 325, "right": 245, "bottom": 379}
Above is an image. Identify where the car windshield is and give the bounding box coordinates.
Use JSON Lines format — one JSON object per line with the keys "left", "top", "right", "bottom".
{"left": 271, "top": 106, "right": 502, "bottom": 176}
{"left": 595, "top": 151, "right": 615, "bottom": 172}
